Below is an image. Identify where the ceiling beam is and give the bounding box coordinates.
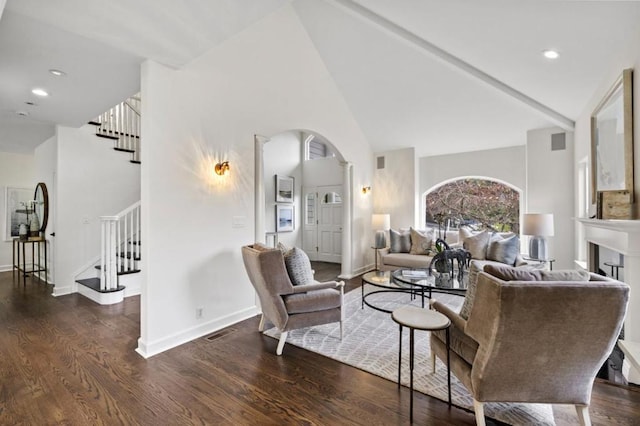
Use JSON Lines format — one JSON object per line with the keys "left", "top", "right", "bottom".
{"left": 325, "top": 0, "right": 575, "bottom": 131}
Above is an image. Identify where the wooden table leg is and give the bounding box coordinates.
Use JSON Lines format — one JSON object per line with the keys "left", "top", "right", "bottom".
{"left": 22, "top": 241, "right": 26, "bottom": 286}
{"left": 397, "top": 323, "right": 402, "bottom": 388}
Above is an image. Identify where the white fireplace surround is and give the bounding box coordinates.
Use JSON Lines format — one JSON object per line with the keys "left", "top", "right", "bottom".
{"left": 577, "top": 218, "right": 640, "bottom": 384}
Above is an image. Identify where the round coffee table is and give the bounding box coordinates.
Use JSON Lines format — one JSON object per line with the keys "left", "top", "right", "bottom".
{"left": 361, "top": 269, "right": 467, "bottom": 314}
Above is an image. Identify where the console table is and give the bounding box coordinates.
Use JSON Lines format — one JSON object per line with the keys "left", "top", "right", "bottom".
{"left": 12, "top": 237, "right": 47, "bottom": 286}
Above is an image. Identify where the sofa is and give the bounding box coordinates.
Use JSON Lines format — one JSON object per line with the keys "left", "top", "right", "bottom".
{"left": 376, "top": 226, "right": 534, "bottom": 272}
{"left": 429, "top": 264, "right": 629, "bottom": 426}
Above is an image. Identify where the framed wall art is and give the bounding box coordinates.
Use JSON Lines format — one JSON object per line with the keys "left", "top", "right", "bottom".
{"left": 4, "top": 187, "right": 33, "bottom": 241}
{"left": 275, "top": 175, "right": 294, "bottom": 203}
{"left": 591, "top": 68, "right": 634, "bottom": 209}
{"left": 276, "top": 205, "right": 294, "bottom": 232}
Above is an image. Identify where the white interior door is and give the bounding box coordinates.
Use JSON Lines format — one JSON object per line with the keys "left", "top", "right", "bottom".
{"left": 317, "top": 186, "right": 342, "bottom": 263}
{"left": 302, "top": 188, "right": 318, "bottom": 261}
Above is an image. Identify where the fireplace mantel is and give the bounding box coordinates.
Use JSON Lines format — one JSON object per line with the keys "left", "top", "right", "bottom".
{"left": 577, "top": 218, "right": 640, "bottom": 256}
{"left": 577, "top": 217, "right": 640, "bottom": 384}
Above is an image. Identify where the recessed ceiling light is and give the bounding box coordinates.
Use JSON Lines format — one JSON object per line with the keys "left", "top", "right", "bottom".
{"left": 49, "top": 69, "right": 66, "bottom": 77}
{"left": 16, "top": 111, "right": 29, "bottom": 117}
{"left": 543, "top": 50, "right": 559, "bottom": 59}
{"left": 31, "top": 88, "right": 49, "bottom": 97}
{"left": 24, "top": 101, "right": 37, "bottom": 106}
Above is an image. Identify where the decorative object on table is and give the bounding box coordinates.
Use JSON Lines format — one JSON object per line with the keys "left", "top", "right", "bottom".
{"left": 371, "top": 213, "right": 390, "bottom": 249}
{"left": 18, "top": 223, "right": 28, "bottom": 240}
{"left": 597, "top": 190, "right": 632, "bottom": 220}
{"left": 29, "top": 212, "right": 40, "bottom": 237}
{"left": 4, "top": 187, "right": 32, "bottom": 241}
{"left": 275, "top": 175, "right": 294, "bottom": 203}
{"left": 429, "top": 239, "right": 471, "bottom": 284}
{"left": 275, "top": 204, "right": 294, "bottom": 232}
{"left": 591, "top": 68, "right": 634, "bottom": 209}
{"left": 523, "top": 213, "right": 554, "bottom": 260}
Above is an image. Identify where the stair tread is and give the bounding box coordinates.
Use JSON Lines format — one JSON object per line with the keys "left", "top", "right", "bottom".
{"left": 76, "top": 278, "right": 125, "bottom": 293}
{"left": 98, "top": 129, "right": 140, "bottom": 139}
{"left": 94, "top": 265, "right": 141, "bottom": 275}
{"left": 114, "top": 147, "right": 135, "bottom": 153}
{"left": 95, "top": 133, "right": 120, "bottom": 141}
{"left": 130, "top": 160, "right": 141, "bottom": 164}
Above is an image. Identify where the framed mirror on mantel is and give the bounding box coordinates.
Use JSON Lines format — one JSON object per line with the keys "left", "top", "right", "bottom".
{"left": 591, "top": 68, "right": 634, "bottom": 219}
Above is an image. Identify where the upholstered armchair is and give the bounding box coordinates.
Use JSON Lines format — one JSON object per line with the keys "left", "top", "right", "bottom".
{"left": 241, "top": 244, "right": 344, "bottom": 355}
{"left": 430, "top": 266, "right": 629, "bottom": 426}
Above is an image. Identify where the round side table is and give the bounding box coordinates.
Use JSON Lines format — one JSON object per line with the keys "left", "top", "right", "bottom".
{"left": 392, "top": 306, "right": 451, "bottom": 422}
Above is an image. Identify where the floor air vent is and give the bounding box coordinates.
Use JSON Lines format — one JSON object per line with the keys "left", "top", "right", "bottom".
{"left": 204, "top": 328, "right": 235, "bottom": 341}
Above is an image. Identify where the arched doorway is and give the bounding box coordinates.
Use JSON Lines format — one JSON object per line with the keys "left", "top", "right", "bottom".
{"left": 254, "top": 130, "right": 353, "bottom": 277}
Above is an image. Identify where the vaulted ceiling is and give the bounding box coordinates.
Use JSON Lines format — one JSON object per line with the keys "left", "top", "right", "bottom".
{"left": 1, "top": 0, "right": 639, "bottom": 156}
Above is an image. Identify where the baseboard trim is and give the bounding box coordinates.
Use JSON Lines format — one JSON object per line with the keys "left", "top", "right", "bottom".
{"left": 0, "top": 264, "right": 12, "bottom": 272}
{"left": 78, "top": 283, "right": 125, "bottom": 305}
{"left": 52, "top": 285, "right": 75, "bottom": 297}
{"left": 135, "top": 305, "right": 260, "bottom": 358}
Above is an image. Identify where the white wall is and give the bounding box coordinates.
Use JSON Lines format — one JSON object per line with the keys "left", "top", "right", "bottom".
{"left": 139, "top": 5, "right": 373, "bottom": 357}
{"left": 0, "top": 152, "right": 35, "bottom": 270}
{"left": 53, "top": 125, "right": 141, "bottom": 295}
{"left": 264, "top": 131, "right": 302, "bottom": 248}
{"left": 33, "top": 135, "right": 57, "bottom": 282}
{"left": 526, "top": 128, "right": 575, "bottom": 269}
{"left": 374, "top": 148, "right": 417, "bottom": 229}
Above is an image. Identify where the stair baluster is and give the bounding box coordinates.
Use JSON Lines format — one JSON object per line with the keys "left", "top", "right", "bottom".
{"left": 99, "top": 201, "right": 141, "bottom": 291}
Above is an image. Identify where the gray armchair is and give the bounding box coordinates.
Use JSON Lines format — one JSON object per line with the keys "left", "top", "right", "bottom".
{"left": 241, "top": 244, "right": 344, "bottom": 355}
{"left": 430, "top": 268, "right": 629, "bottom": 426}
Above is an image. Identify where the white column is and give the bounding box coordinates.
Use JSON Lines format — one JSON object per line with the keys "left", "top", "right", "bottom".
{"left": 340, "top": 161, "right": 353, "bottom": 278}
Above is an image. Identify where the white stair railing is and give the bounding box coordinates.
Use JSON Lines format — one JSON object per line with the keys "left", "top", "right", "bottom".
{"left": 93, "top": 94, "right": 141, "bottom": 162}
{"left": 99, "top": 201, "right": 141, "bottom": 291}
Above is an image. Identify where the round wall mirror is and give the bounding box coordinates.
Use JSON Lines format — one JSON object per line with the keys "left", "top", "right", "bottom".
{"left": 34, "top": 182, "right": 49, "bottom": 234}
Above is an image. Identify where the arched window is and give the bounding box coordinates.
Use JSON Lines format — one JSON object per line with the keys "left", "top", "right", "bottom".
{"left": 425, "top": 178, "right": 520, "bottom": 233}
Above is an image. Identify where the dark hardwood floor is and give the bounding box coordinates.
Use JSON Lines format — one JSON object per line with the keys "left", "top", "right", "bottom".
{"left": 1, "top": 269, "right": 639, "bottom": 425}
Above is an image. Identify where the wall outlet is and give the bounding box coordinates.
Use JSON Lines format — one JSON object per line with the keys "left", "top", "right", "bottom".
{"left": 196, "top": 307, "right": 203, "bottom": 319}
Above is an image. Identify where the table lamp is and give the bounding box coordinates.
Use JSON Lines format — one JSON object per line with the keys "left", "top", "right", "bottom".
{"left": 523, "top": 213, "right": 554, "bottom": 260}
{"left": 371, "top": 214, "right": 390, "bottom": 248}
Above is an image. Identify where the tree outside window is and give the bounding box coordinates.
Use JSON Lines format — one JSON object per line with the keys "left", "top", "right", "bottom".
{"left": 425, "top": 178, "right": 520, "bottom": 233}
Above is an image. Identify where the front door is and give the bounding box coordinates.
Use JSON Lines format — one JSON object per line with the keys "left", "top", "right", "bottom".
{"left": 317, "top": 186, "right": 342, "bottom": 263}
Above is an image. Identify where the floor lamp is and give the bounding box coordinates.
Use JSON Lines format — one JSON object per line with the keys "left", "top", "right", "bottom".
{"left": 523, "top": 213, "right": 554, "bottom": 260}
{"left": 372, "top": 214, "right": 390, "bottom": 270}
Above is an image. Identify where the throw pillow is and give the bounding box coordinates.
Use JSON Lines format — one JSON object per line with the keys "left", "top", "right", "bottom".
{"left": 409, "top": 227, "right": 432, "bottom": 255}
{"left": 459, "top": 260, "right": 483, "bottom": 320}
{"left": 539, "top": 270, "right": 591, "bottom": 281}
{"left": 283, "top": 247, "right": 314, "bottom": 286}
{"left": 484, "top": 264, "right": 540, "bottom": 281}
{"left": 462, "top": 230, "right": 490, "bottom": 260}
{"left": 277, "top": 242, "right": 290, "bottom": 254}
{"left": 486, "top": 234, "right": 520, "bottom": 266}
{"left": 389, "top": 229, "right": 411, "bottom": 253}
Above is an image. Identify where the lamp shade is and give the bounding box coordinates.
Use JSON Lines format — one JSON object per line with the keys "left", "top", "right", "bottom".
{"left": 523, "top": 213, "right": 554, "bottom": 237}
{"left": 371, "top": 214, "right": 390, "bottom": 231}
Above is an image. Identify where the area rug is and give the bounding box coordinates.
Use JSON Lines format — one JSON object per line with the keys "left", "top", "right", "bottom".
{"left": 265, "top": 285, "right": 556, "bottom": 426}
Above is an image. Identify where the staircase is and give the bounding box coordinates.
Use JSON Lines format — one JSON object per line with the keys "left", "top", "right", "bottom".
{"left": 76, "top": 201, "right": 141, "bottom": 305}
{"left": 89, "top": 95, "right": 141, "bottom": 164}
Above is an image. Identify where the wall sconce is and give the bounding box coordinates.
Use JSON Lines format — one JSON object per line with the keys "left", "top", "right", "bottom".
{"left": 214, "top": 161, "right": 230, "bottom": 176}
{"left": 361, "top": 186, "right": 371, "bottom": 195}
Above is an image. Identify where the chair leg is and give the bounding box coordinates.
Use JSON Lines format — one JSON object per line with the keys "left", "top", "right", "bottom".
{"left": 276, "top": 331, "right": 288, "bottom": 356}
{"left": 431, "top": 350, "right": 436, "bottom": 373}
{"left": 473, "top": 399, "right": 486, "bottom": 426}
{"left": 340, "top": 320, "right": 344, "bottom": 340}
{"left": 258, "top": 314, "right": 265, "bottom": 332}
{"left": 575, "top": 405, "right": 591, "bottom": 426}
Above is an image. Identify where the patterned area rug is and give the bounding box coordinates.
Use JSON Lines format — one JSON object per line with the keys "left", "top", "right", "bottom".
{"left": 265, "top": 285, "right": 556, "bottom": 426}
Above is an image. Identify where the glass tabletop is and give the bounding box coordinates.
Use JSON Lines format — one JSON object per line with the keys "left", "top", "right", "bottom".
{"left": 392, "top": 268, "right": 468, "bottom": 291}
